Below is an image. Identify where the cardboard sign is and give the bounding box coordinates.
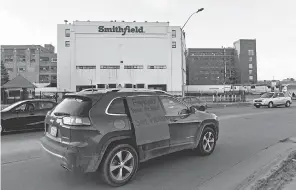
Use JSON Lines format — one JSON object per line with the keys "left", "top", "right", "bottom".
{"left": 126, "top": 96, "right": 170, "bottom": 145}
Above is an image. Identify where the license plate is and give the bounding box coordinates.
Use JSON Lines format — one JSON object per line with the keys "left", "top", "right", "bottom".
{"left": 50, "top": 126, "right": 57, "bottom": 137}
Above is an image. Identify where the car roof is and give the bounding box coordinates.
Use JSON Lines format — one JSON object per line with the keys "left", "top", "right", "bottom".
{"left": 65, "top": 88, "right": 175, "bottom": 101}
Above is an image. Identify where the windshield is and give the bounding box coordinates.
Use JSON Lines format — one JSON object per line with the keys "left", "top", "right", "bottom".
{"left": 1, "top": 101, "right": 24, "bottom": 112}
{"left": 51, "top": 97, "right": 92, "bottom": 117}
{"left": 260, "top": 93, "right": 274, "bottom": 98}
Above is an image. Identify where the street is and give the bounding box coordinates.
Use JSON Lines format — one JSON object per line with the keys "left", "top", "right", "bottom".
{"left": 1, "top": 105, "right": 296, "bottom": 190}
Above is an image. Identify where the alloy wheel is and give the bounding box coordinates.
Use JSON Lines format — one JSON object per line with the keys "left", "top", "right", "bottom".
{"left": 202, "top": 131, "right": 215, "bottom": 152}
{"left": 109, "top": 150, "right": 135, "bottom": 181}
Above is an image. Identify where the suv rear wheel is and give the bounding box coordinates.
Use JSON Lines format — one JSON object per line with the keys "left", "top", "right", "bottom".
{"left": 100, "top": 144, "right": 139, "bottom": 187}
{"left": 194, "top": 127, "right": 216, "bottom": 156}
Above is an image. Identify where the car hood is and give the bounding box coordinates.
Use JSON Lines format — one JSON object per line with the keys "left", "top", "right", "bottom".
{"left": 254, "top": 98, "right": 270, "bottom": 101}
{"left": 194, "top": 110, "right": 218, "bottom": 121}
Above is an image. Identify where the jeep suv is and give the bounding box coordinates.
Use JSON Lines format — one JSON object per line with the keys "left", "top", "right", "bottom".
{"left": 253, "top": 92, "right": 292, "bottom": 108}
{"left": 40, "top": 88, "right": 219, "bottom": 187}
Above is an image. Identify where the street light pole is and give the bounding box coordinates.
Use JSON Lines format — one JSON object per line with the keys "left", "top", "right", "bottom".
{"left": 181, "top": 8, "right": 204, "bottom": 97}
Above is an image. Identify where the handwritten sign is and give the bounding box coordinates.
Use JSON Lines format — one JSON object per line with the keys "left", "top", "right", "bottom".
{"left": 126, "top": 96, "right": 170, "bottom": 145}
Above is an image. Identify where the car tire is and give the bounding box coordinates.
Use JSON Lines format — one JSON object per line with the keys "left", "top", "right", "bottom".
{"left": 100, "top": 144, "right": 139, "bottom": 187}
{"left": 268, "top": 102, "right": 273, "bottom": 108}
{"left": 285, "top": 101, "right": 291, "bottom": 107}
{"left": 199, "top": 106, "right": 206, "bottom": 111}
{"left": 255, "top": 105, "right": 261, "bottom": 108}
{"left": 194, "top": 127, "right": 216, "bottom": 156}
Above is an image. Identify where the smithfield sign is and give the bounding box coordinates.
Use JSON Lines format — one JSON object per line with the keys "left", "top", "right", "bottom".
{"left": 98, "top": 26, "right": 144, "bottom": 36}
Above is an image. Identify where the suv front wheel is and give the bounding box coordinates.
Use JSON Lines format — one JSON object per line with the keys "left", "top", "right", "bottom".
{"left": 194, "top": 127, "right": 216, "bottom": 156}
{"left": 100, "top": 144, "right": 139, "bottom": 187}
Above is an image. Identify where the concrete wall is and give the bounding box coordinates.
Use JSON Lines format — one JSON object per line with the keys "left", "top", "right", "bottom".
{"left": 57, "top": 21, "right": 183, "bottom": 93}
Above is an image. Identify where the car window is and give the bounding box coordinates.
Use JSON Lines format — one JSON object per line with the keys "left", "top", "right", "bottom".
{"left": 40, "top": 102, "right": 55, "bottom": 109}
{"left": 279, "top": 93, "right": 285, "bottom": 97}
{"left": 14, "top": 104, "right": 27, "bottom": 112}
{"left": 26, "top": 103, "right": 35, "bottom": 112}
{"left": 51, "top": 97, "right": 92, "bottom": 117}
{"left": 273, "top": 93, "right": 279, "bottom": 98}
{"left": 160, "top": 96, "right": 188, "bottom": 116}
{"left": 107, "top": 98, "right": 126, "bottom": 114}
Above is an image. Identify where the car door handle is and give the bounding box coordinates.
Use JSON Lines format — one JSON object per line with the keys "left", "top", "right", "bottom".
{"left": 29, "top": 113, "right": 35, "bottom": 115}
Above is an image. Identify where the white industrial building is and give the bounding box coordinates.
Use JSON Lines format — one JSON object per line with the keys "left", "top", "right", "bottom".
{"left": 57, "top": 20, "right": 186, "bottom": 94}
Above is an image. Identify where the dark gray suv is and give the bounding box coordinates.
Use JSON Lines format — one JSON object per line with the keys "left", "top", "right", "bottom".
{"left": 40, "top": 88, "right": 219, "bottom": 187}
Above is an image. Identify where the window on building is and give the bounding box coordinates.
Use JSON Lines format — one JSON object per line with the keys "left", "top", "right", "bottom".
{"left": 51, "top": 66, "right": 57, "bottom": 72}
{"left": 65, "top": 41, "right": 70, "bottom": 47}
{"left": 65, "top": 29, "right": 70, "bottom": 37}
{"left": 249, "top": 70, "right": 253, "bottom": 75}
{"left": 4, "top": 56, "right": 13, "bottom": 62}
{"left": 18, "top": 67, "right": 26, "bottom": 72}
{"left": 249, "top": 63, "right": 253, "bottom": 69}
{"left": 172, "top": 41, "right": 176, "bottom": 48}
{"left": 51, "top": 75, "right": 57, "bottom": 80}
{"left": 172, "top": 30, "right": 176, "bottom": 38}
{"left": 97, "top": 84, "right": 106, "bottom": 88}
{"left": 39, "top": 75, "right": 50, "bottom": 83}
{"left": 249, "top": 57, "right": 252, "bottom": 62}
{"left": 248, "top": 50, "right": 254, "bottom": 56}
{"left": 40, "top": 66, "right": 50, "bottom": 72}
{"left": 51, "top": 58, "right": 57, "bottom": 62}
{"left": 17, "top": 55, "right": 26, "bottom": 62}
{"left": 147, "top": 65, "right": 167, "bottom": 69}
{"left": 249, "top": 76, "right": 254, "bottom": 80}
{"left": 40, "top": 57, "right": 50, "bottom": 62}
{"left": 124, "top": 65, "right": 144, "bottom": 69}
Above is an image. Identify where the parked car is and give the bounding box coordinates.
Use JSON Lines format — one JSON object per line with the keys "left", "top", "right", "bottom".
{"left": 1, "top": 99, "right": 57, "bottom": 133}
{"left": 253, "top": 92, "right": 292, "bottom": 108}
{"left": 180, "top": 96, "right": 208, "bottom": 111}
{"left": 40, "top": 88, "right": 219, "bottom": 187}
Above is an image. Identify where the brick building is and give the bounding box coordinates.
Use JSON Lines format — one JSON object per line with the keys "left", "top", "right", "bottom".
{"left": 187, "top": 39, "right": 257, "bottom": 85}
{"left": 0, "top": 44, "right": 57, "bottom": 85}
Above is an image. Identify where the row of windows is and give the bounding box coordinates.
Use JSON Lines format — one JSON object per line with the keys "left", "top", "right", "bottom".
{"left": 65, "top": 40, "right": 177, "bottom": 49}
{"left": 75, "top": 65, "right": 168, "bottom": 70}
{"left": 189, "top": 52, "right": 235, "bottom": 56}
{"left": 3, "top": 57, "right": 56, "bottom": 63}
{"left": 39, "top": 75, "right": 57, "bottom": 82}
{"left": 107, "top": 96, "right": 188, "bottom": 116}
{"left": 190, "top": 57, "right": 234, "bottom": 61}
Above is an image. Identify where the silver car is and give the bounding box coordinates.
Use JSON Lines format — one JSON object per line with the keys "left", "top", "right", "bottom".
{"left": 253, "top": 92, "right": 292, "bottom": 108}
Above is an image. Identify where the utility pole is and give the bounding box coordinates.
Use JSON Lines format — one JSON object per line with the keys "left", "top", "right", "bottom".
{"left": 180, "top": 8, "right": 204, "bottom": 97}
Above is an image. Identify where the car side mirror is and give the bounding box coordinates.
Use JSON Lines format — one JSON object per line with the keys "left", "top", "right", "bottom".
{"left": 189, "top": 106, "right": 196, "bottom": 114}
{"left": 179, "top": 108, "right": 190, "bottom": 116}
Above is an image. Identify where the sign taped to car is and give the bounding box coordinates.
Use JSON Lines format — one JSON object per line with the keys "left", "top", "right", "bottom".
{"left": 126, "top": 96, "right": 170, "bottom": 145}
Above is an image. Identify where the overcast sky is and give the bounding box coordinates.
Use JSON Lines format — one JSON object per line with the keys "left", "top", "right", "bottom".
{"left": 1, "top": 0, "right": 295, "bottom": 80}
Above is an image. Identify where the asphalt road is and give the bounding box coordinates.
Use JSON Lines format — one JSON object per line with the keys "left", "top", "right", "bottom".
{"left": 2, "top": 105, "right": 296, "bottom": 190}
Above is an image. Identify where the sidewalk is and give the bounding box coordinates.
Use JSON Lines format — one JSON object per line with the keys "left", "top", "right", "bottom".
{"left": 283, "top": 177, "right": 296, "bottom": 190}
{"left": 196, "top": 138, "right": 296, "bottom": 190}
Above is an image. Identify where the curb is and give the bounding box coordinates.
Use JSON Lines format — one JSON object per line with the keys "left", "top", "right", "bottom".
{"left": 240, "top": 139, "right": 296, "bottom": 190}
{"left": 207, "top": 102, "right": 252, "bottom": 108}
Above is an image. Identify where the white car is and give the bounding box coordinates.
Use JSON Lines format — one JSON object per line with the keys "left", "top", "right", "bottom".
{"left": 253, "top": 92, "right": 292, "bottom": 108}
